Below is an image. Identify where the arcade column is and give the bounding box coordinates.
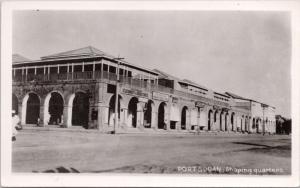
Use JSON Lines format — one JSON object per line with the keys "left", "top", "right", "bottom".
{"left": 63, "top": 104, "right": 72, "bottom": 128}
{"left": 137, "top": 99, "right": 146, "bottom": 129}
{"left": 97, "top": 102, "right": 109, "bottom": 132}
{"left": 151, "top": 111, "right": 157, "bottom": 130}
{"left": 186, "top": 109, "right": 191, "bottom": 131}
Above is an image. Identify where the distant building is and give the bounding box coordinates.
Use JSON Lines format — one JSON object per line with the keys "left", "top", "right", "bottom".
{"left": 12, "top": 46, "right": 276, "bottom": 134}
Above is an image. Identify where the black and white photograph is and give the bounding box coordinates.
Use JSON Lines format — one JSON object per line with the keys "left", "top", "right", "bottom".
{"left": 1, "top": 1, "right": 300, "bottom": 187}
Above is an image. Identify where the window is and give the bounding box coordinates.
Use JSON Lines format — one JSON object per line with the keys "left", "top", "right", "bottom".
{"left": 27, "top": 68, "right": 35, "bottom": 74}
{"left": 59, "top": 66, "right": 68, "bottom": 73}
{"left": 103, "top": 64, "right": 108, "bottom": 72}
{"left": 95, "top": 64, "right": 101, "bottom": 71}
{"left": 36, "top": 68, "right": 44, "bottom": 74}
{"left": 84, "top": 64, "right": 93, "bottom": 72}
{"left": 73, "top": 65, "right": 82, "bottom": 72}
{"left": 109, "top": 66, "right": 116, "bottom": 73}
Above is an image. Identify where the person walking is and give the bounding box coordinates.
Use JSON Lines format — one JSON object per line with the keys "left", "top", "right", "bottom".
{"left": 12, "top": 110, "right": 20, "bottom": 141}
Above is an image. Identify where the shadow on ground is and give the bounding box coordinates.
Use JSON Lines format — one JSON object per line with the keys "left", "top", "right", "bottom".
{"left": 33, "top": 166, "right": 80, "bottom": 173}
{"left": 232, "top": 142, "right": 291, "bottom": 158}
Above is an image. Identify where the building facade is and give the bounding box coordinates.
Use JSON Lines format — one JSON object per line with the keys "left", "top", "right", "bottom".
{"left": 12, "top": 46, "right": 276, "bottom": 134}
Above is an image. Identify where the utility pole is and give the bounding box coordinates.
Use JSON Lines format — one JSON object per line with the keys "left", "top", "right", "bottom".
{"left": 112, "top": 57, "right": 124, "bottom": 134}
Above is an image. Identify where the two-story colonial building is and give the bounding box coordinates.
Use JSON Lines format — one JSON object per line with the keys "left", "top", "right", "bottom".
{"left": 12, "top": 46, "right": 276, "bottom": 134}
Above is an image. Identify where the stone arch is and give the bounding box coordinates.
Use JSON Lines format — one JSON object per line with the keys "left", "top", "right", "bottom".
{"left": 231, "top": 112, "right": 235, "bottom": 131}
{"left": 12, "top": 93, "right": 19, "bottom": 114}
{"left": 158, "top": 102, "right": 167, "bottom": 130}
{"left": 22, "top": 92, "right": 41, "bottom": 125}
{"left": 256, "top": 118, "right": 260, "bottom": 133}
{"left": 225, "top": 112, "right": 229, "bottom": 131}
{"left": 66, "top": 93, "right": 75, "bottom": 127}
{"left": 220, "top": 110, "right": 224, "bottom": 131}
{"left": 208, "top": 109, "right": 213, "bottom": 131}
{"left": 214, "top": 110, "right": 219, "bottom": 130}
{"left": 43, "top": 91, "right": 64, "bottom": 125}
{"left": 181, "top": 106, "right": 188, "bottom": 130}
{"left": 108, "top": 94, "right": 124, "bottom": 126}
{"left": 214, "top": 110, "right": 218, "bottom": 122}
{"left": 265, "top": 118, "right": 269, "bottom": 133}
{"left": 252, "top": 118, "right": 256, "bottom": 130}
{"left": 245, "top": 116, "right": 248, "bottom": 132}
{"left": 144, "top": 100, "right": 155, "bottom": 128}
{"left": 71, "top": 91, "right": 89, "bottom": 128}
{"left": 127, "top": 97, "right": 139, "bottom": 128}
{"left": 240, "top": 115, "right": 244, "bottom": 132}
{"left": 258, "top": 118, "right": 262, "bottom": 133}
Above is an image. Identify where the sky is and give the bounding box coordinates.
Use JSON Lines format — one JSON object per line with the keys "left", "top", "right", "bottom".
{"left": 13, "top": 11, "right": 291, "bottom": 117}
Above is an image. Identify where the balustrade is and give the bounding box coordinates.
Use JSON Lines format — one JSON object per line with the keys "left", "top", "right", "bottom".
{"left": 12, "top": 69, "right": 228, "bottom": 107}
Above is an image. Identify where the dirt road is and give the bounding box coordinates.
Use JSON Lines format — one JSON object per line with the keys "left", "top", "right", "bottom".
{"left": 12, "top": 129, "right": 291, "bottom": 174}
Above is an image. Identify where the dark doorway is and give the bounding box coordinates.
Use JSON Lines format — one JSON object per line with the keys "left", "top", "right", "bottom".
{"left": 12, "top": 94, "right": 19, "bottom": 114}
{"left": 181, "top": 106, "right": 188, "bottom": 130}
{"left": 220, "top": 112, "right": 223, "bottom": 131}
{"left": 225, "top": 113, "right": 228, "bottom": 131}
{"left": 231, "top": 113, "right": 235, "bottom": 131}
{"left": 158, "top": 102, "right": 166, "bottom": 129}
{"left": 48, "top": 92, "right": 64, "bottom": 125}
{"left": 26, "top": 93, "right": 40, "bottom": 124}
{"left": 208, "top": 110, "right": 213, "bottom": 131}
{"left": 72, "top": 92, "right": 89, "bottom": 128}
{"left": 128, "top": 97, "right": 138, "bottom": 128}
{"left": 170, "top": 121, "right": 176, "bottom": 129}
{"left": 252, "top": 118, "right": 256, "bottom": 129}
{"left": 108, "top": 94, "right": 122, "bottom": 126}
{"left": 144, "top": 100, "right": 153, "bottom": 128}
{"left": 256, "top": 119, "right": 260, "bottom": 133}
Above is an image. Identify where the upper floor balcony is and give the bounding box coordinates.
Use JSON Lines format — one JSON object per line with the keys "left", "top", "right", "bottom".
{"left": 12, "top": 70, "right": 231, "bottom": 108}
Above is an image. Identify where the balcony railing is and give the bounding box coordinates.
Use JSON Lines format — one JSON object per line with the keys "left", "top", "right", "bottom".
{"left": 12, "top": 71, "right": 229, "bottom": 107}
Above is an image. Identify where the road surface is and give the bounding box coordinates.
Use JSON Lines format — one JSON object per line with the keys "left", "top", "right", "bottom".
{"left": 12, "top": 128, "right": 291, "bottom": 174}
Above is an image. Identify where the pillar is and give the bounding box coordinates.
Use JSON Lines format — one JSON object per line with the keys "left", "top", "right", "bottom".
{"left": 39, "top": 104, "right": 44, "bottom": 127}
{"left": 43, "top": 94, "right": 50, "bottom": 126}
{"left": 21, "top": 94, "right": 28, "bottom": 125}
{"left": 240, "top": 117, "right": 243, "bottom": 132}
{"left": 176, "top": 120, "right": 181, "bottom": 131}
{"left": 63, "top": 105, "right": 71, "bottom": 128}
{"left": 258, "top": 120, "right": 262, "bottom": 133}
{"left": 151, "top": 110, "right": 157, "bottom": 129}
{"left": 214, "top": 113, "right": 220, "bottom": 131}
{"left": 136, "top": 102, "right": 145, "bottom": 129}
{"left": 87, "top": 104, "right": 94, "bottom": 129}
{"left": 209, "top": 110, "right": 213, "bottom": 131}
{"left": 197, "top": 108, "right": 201, "bottom": 130}
{"left": 233, "top": 116, "right": 237, "bottom": 132}
{"left": 43, "top": 107, "right": 50, "bottom": 126}
{"left": 120, "top": 107, "right": 127, "bottom": 127}
{"left": 221, "top": 113, "right": 225, "bottom": 131}
{"left": 123, "top": 108, "right": 129, "bottom": 127}
{"left": 97, "top": 104, "right": 109, "bottom": 131}
{"left": 249, "top": 118, "right": 253, "bottom": 133}
{"left": 186, "top": 109, "right": 191, "bottom": 131}
{"left": 96, "top": 83, "right": 108, "bottom": 131}
{"left": 166, "top": 103, "right": 171, "bottom": 130}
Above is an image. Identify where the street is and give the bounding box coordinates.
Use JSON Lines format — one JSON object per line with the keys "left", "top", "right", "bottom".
{"left": 12, "top": 129, "right": 291, "bottom": 174}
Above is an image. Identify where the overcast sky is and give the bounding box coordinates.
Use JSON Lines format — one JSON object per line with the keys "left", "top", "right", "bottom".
{"left": 13, "top": 11, "right": 291, "bottom": 117}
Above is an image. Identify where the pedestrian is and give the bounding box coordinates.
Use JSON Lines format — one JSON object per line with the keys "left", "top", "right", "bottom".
{"left": 12, "top": 110, "right": 20, "bottom": 141}
{"left": 36, "top": 117, "right": 40, "bottom": 127}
